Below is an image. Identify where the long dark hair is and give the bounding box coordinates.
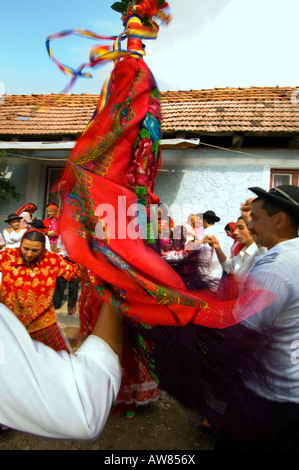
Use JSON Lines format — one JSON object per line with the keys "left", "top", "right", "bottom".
{"left": 22, "top": 229, "right": 46, "bottom": 246}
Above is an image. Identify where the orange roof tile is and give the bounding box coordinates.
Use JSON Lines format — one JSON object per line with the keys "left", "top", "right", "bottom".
{"left": 0, "top": 87, "right": 298, "bottom": 138}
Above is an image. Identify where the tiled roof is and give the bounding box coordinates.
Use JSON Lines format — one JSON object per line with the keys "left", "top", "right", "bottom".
{"left": 160, "top": 87, "right": 299, "bottom": 135}
{"left": 0, "top": 94, "right": 97, "bottom": 137}
{"left": 0, "top": 87, "right": 298, "bottom": 138}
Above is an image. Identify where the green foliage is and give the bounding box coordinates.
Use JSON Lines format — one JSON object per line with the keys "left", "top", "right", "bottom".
{"left": 0, "top": 151, "right": 21, "bottom": 201}
{"left": 111, "top": 0, "right": 130, "bottom": 14}
{"left": 111, "top": 2, "right": 125, "bottom": 13}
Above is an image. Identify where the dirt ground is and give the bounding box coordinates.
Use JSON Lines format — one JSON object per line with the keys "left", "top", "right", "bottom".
{"left": 0, "top": 392, "right": 216, "bottom": 451}
{"left": 0, "top": 307, "right": 216, "bottom": 451}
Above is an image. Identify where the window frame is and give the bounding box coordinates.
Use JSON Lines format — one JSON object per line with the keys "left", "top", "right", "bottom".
{"left": 44, "top": 167, "right": 64, "bottom": 217}
{"left": 270, "top": 169, "right": 299, "bottom": 188}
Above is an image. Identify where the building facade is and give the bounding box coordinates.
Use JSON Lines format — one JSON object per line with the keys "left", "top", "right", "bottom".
{"left": 0, "top": 87, "right": 298, "bottom": 232}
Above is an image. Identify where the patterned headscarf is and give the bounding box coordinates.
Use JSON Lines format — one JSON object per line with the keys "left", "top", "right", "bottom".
{"left": 46, "top": 202, "right": 59, "bottom": 213}
{"left": 16, "top": 203, "right": 37, "bottom": 216}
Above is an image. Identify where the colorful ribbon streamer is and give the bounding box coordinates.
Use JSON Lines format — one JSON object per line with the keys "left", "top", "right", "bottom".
{"left": 19, "top": 16, "right": 160, "bottom": 120}
{"left": 45, "top": 16, "right": 160, "bottom": 95}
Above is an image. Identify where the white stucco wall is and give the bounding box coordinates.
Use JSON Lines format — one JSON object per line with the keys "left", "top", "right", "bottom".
{"left": 155, "top": 147, "right": 299, "bottom": 227}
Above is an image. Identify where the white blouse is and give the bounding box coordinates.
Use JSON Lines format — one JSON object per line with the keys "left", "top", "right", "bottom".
{"left": 3, "top": 228, "right": 27, "bottom": 248}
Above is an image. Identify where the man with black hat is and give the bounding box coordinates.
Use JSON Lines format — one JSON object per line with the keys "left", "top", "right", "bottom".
{"left": 3, "top": 214, "right": 27, "bottom": 248}
{"left": 202, "top": 210, "right": 221, "bottom": 228}
{"left": 216, "top": 185, "right": 299, "bottom": 450}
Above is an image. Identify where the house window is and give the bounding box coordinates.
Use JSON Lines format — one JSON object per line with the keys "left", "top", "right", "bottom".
{"left": 270, "top": 169, "right": 299, "bottom": 188}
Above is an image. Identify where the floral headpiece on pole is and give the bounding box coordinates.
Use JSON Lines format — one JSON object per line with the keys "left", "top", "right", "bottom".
{"left": 111, "top": 0, "right": 171, "bottom": 25}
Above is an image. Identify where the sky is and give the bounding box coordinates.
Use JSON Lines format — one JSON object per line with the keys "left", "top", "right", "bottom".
{"left": 1, "top": 0, "right": 299, "bottom": 96}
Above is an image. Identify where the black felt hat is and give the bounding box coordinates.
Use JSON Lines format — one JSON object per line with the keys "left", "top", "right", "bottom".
{"left": 28, "top": 219, "right": 47, "bottom": 230}
{"left": 249, "top": 185, "right": 299, "bottom": 222}
{"left": 4, "top": 213, "right": 22, "bottom": 223}
{"left": 203, "top": 210, "right": 220, "bottom": 222}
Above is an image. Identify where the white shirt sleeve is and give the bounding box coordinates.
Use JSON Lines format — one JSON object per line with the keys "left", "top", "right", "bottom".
{"left": 0, "top": 304, "right": 122, "bottom": 440}
{"left": 221, "top": 254, "right": 238, "bottom": 274}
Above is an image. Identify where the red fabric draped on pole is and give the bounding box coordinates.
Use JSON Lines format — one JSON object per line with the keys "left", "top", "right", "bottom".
{"left": 58, "top": 53, "right": 206, "bottom": 335}
{"left": 56, "top": 10, "right": 274, "bottom": 338}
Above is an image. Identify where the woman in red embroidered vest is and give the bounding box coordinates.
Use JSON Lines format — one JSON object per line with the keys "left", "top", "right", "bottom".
{"left": 0, "top": 230, "right": 82, "bottom": 352}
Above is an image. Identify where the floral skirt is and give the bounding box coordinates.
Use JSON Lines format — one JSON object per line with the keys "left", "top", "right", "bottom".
{"left": 116, "top": 360, "right": 159, "bottom": 408}
{"left": 116, "top": 322, "right": 159, "bottom": 409}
